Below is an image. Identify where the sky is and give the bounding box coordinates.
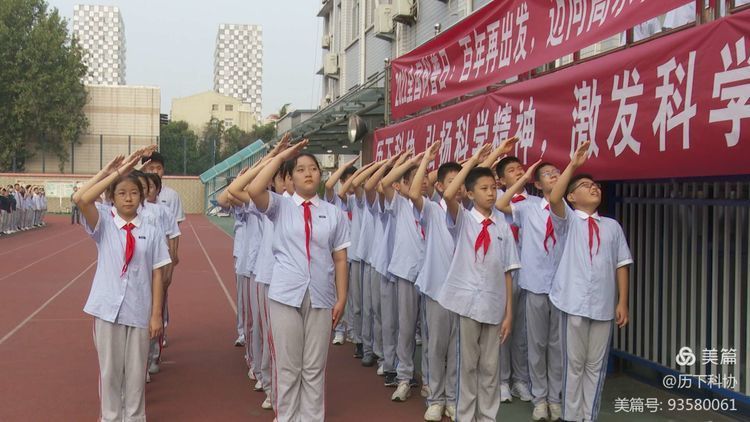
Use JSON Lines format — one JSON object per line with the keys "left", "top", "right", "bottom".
{"left": 47, "top": 0, "right": 323, "bottom": 117}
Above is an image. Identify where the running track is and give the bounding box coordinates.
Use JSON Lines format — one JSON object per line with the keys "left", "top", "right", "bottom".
{"left": 0, "top": 215, "right": 426, "bottom": 421}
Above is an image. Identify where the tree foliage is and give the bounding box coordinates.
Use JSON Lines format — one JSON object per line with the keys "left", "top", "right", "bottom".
{"left": 0, "top": 0, "right": 89, "bottom": 171}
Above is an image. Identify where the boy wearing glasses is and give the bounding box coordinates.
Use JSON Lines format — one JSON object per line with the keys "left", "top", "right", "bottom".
{"left": 548, "top": 141, "right": 633, "bottom": 422}
{"left": 496, "top": 160, "right": 564, "bottom": 421}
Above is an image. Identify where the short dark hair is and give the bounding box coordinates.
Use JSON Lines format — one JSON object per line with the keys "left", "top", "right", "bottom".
{"left": 130, "top": 170, "right": 147, "bottom": 192}
{"left": 534, "top": 162, "right": 555, "bottom": 181}
{"left": 146, "top": 173, "right": 162, "bottom": 194}
{"left": 437, "top": 162, "right": 462, "bottom": 184}
{"left": 341, "top": 166, "right": 358, "bottom": 182}
{"left": 566, "top": 174, "right": 595, "bottom": 196}
{"left": 465, "top": 167, "right": 495, "bottom": 191}
{"left": 107, "top": 173, "right": 145, "bottom": 205}
{"left": 495, "top": 156, "right": 521, "bottom": 179}
{"left": 143, "top": 151, "right": 165, "bottom": 167}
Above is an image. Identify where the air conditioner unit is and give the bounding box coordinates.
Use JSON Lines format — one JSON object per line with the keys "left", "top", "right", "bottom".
{"left": 321, "top": 34, "right": 331, "bottom": 49}
{"left": 324, "top": 53, "right": 339, "bottom": 76}
{"left": 393, "top": 0, "right": 416, "bottom": 25}
{"left": 375, "top": 5, "right": 394, "bottom": 39}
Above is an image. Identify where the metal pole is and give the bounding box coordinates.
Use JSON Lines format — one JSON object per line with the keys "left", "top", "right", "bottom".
{"left": 212, "top": 137, "right": 216, "bottom": 167}
{"left": 183, "top": 137, "right": 187, "bottom": 175}
{"left": 99, "top": 134, "right": 103, "bottom": 170}
{"left": 128, "top": 135, "right": 132, "bottom": 154}
{"left": 71, "top": 142, "right": 75, "bottom": 174}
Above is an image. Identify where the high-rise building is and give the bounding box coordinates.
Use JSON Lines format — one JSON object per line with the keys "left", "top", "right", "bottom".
{"left": 72, "top": 4, "right": 126, "bottom": 85}
{"left": 213, "top": 24, "right": 263, "bottom": 120}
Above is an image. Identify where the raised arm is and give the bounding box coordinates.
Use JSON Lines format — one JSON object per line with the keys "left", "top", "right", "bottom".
{"left": 550, "top": 140, "right": 590, "bottom": 218}
{"left": 351, "top": 161, "right": 383, "bottom": 200}
{"left": 409, "top": 141, "right": 441, "bottom": 213}
{"left": 480, "top": 136, "right": 518, "bottom": 168}
{"left": 496, "top": 160, "right": 542, "bottom": 215}
{"left": 248, "top": 139, "right": 309, "bottom": 212}
{"left": 72, "top": 154, "right": 125, "bottom": 204}
{"left": 78, "top": 148, "right": 152, "bottom": 231}
{"left": 325, "top": 155, "right": 360, "bottom": 201}
{"left": 381, "top": 151, "right": 422, "bottom": 202}
{"left": 444, "top": 144, "right": 492, "bottom": 221}
{"left": 364, "top": 154, "right": 400, "bottom": 205}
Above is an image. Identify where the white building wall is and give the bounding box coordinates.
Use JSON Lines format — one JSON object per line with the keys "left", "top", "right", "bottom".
{"left": 72, "top": 4, "right": 126, "bottom": 85}
{"left": 213, "top": 24, "right": 263, "bottom": 120}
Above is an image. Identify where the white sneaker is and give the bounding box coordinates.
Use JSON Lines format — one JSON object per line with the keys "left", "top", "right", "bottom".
{"left": 511, "top": 382, "right": 533, "bottom": 402}
{"left": 261, "top": 396, "right": 272, "bottom": 410}
{"left": 423, "top": 403, "right": 444, "bottom": 421}
{"left": 253, "top": 380, "right": 263, "bottom": 391}
{"left": 145, "top": 372, "right": 151, "bottom": 383}
{"left": 332, "top": 332, "right": 345, "bottom": 345}
{"left": 420, "top": 384, "right": 430, "bottom": 398}
{"left": 148, "top": 362, "right": 160, "bottom": 374}
{"left": 234, "top": 335, "right": 246, "bottom": 347}
{"left": 376, "top": 363, "right": 385, "bottom": 376}
{"left": 247, "top": 369, "right": 256, "bottom": 380}
{"left": 500, "top": 383, "right": 513, "bottom": 403}
{"left": 549, "top": 403, "right": 562, "bottom": 421}
{"left": 532, "top": 402, "right": 549, "bottom": 421}
{"left": 415, "top": 334, "right": 422, "bottom": 346}
{"left": 391, "top": 382, "right": 411, "bottom": 402}
{"left": 444, "top": 405, "right": 456, "bottom": 421}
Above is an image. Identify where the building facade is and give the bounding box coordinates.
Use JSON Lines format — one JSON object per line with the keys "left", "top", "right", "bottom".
{"left": 25, "top": 85, "right": 160, "bottom": 174}
{"left": 213, "top": 24, "right": 263, "bottom": 121}
{"left": 171, "top": 91, "right": 258, "bottom": 134}
{"left": 72, "top": 4, "right": 126, "bottom": 85}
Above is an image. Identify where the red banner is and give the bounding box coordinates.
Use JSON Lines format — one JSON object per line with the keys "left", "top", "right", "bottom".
{"left": 375, "top": 11, "right": 750, "bottom": 180}
{"left": 390, "top": 0, "right": 694, "bottom": 120}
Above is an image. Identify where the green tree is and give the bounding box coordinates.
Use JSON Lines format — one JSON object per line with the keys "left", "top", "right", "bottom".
{"left": 158, "top": 121, "right": 210, "bottom": 175}
{"left": 0, "top": 0, "right": 88, "bottom": 171}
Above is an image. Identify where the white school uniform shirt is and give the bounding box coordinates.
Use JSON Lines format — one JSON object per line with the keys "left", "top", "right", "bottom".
{"left": 511, "top": 196, "right": 563, "bottom": 294}
{"left": 386, "top": 193, "right": 426, "bottom": 283}
{"left": 414, "top": 199, "right": 455, "bottom": 301}
{"left": 263, "top": 192, "right": 350, "bottom": 309}
{"left": 141, "top": 202, "right": 180, "bottom": 239}
{"left": 356, "top": 196, "right": 376, "bottom": 265}
{"left": 326, "top": 192, "right": 362, "bottom": 262}
{"left": 232, "top": 206, "right": 247, "bottom": 260}
{"left": 436, "top": 206, "right": 521, "bottom": 325}
{"left": 253, "top": 213, "right": 275, "bottom": 285}
{"left": 239, "top": 203, "right": 263, "bottom": 278}
{"left": 240, "top": 203, "right": 263, "bottom": 277}
{"left": 83, "top": 208, "right": 172, "bottom": 329}
{"left": 548, "top": 204, "right": 634, "bottom": 321}
{"left": 371, "top": 196, "right": 394, "bottom": 280}
{"left": 157, "top": 185, "right": 185, "bottom": 223}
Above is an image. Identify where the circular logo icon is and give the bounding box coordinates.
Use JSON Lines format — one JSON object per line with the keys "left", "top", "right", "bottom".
{"left": 675, "top": 347, "right": 696, "bottom": 366}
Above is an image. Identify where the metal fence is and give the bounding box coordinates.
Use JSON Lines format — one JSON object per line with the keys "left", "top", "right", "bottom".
{"left": 200, "top": 140, "right": 268, "bottom": 211}
{"left": 612, "top": 179, "right": 750, "bottom": 398}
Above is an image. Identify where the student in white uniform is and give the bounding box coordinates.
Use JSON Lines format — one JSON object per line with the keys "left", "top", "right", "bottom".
{"left": 324, "top": 159, "right": 365, "bottom": 357}
{"left": 437, "top": 143, "right": 520, "bottom": 422}
{"left": 549, "top": 141, "right": 633, "bottom": 422}
{"left": 141, "top": 172, "right": 181, "bottom": 378}
{"left": 497, "top": 161, "right": 565, "bottom": 421}
{"left": 217, "top": 187, "right": 249, "bottom": 348}
{"left": 228, "top": 151, "right": 291, "bottom": 410}
{"left": 381, "top": 151, "right": 428, "bottom": 402}
{"left": 74, "top": 147, "right": 171, "bottom": 422}
{"left": 246, "top": 138, "right": 350, "bottom": 422}
{"left": 495, "top": 156, "right": 533, "bottom": 403}
{"left": 323, "top": 158, "right": 358, "bottom": 345}
{"left": 363, "top": 153, "right": 407, "bottom": 385}
{"left": 408, "top": 141, "right": 461, "bottom": 421}
{"left": 347, "top": 162, "right": 387, "bottom": 367}
{"left": 142, "top": 152, "right": 185, "bottom": 348}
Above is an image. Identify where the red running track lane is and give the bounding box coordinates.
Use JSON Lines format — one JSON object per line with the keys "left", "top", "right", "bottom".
{"left": 0, "top": 214, "right": 429, "bottom": 421}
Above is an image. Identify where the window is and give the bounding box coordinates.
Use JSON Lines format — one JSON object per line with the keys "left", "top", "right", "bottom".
{"left": 350, "top": 0, "right": 360, "bottom": 42}
{"left": 366, "top": 0, "right": 375, "bottom": 27}
{"left": 212, "top": 104, "right": 219, "bottom": 111}
{"left": 224, "top": 119, "right": 234, "bottom": 128}
{"left": 225, "top": 104, "right": 234, "bottom": 111}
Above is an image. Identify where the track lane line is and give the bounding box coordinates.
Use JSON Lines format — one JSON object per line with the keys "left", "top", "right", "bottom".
{"left": 0, "top": 237, "right": 88, "bottom": 282}
{"left": 187, "top": 219, "right": 237, "bottom": 315}
{"left": 0, "top": 260, "right": 96, "bottom": 346}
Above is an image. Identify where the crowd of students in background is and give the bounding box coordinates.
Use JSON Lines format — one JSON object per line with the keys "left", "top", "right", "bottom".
{"left": 0, "top": 184, "right": 48, "bottom": 235}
